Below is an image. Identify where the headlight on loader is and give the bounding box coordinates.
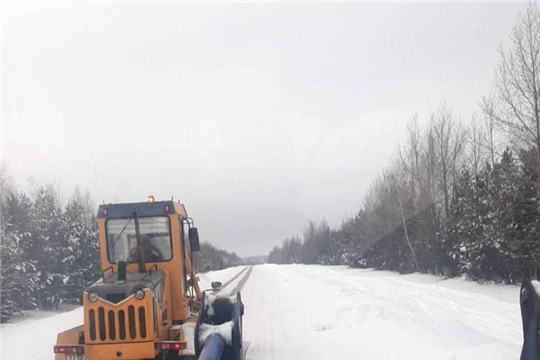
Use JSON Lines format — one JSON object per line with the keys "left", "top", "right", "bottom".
{"left": 88, "top": 292, "right": 98, "bottom": 302}
{"left": 135, "top": 289, "right": 145, "bottom": 300}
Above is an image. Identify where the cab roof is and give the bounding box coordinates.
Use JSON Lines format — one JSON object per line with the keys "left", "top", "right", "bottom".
{"left": 97, "top": 200, "right": 179, "bottom": 219}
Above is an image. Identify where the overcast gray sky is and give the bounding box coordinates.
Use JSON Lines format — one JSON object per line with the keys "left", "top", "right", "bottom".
{"left": 2, "top": 2, "right": 527, "bottom": 256}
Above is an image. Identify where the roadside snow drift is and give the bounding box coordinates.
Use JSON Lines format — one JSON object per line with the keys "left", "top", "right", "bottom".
{"left": 242, "top": 265, "right": 522, "bottom": 360}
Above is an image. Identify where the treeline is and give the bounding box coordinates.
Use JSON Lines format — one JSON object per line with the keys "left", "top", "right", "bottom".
{"left": 193, "top": 242, "right": 243, "bottom": 273}
{"left": 268, "top": 4, "right": 540, "bottom": 284}
{"left": 0, "top": 178, "right": 99, "bottom": 322}
{"left": 268, "top": 221, "right": 335, "bottom": 265}
{"left": 242, "top": 255, "right": 268, "bottom": 265}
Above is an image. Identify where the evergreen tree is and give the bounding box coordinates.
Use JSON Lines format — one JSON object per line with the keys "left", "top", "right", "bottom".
{"left": 511, "top": 148, "right": 540, "bottom": 280}
{"left": 30, "top": 185, "right": 69, "bottom": 309}
{"left": 193, "top": 242, "right": 243, "bottom": 272}
{"left": 62, "top": 191, "right": 100, "bottom": 303}
{"left": 0, "top": 191, "right": 38, "bottom": 322}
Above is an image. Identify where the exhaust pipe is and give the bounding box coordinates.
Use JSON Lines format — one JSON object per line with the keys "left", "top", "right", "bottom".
{"left": 117, "top": 261, "right": 127, "bottom": 280}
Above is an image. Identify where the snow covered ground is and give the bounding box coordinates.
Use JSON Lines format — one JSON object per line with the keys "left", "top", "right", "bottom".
{"left": 1, "top": 264, "right": 523, "bottom": 360}
{"left": 0, "top": 266, "right": 246, "bottom": 360}
{"left": 242, "top": 265, "right": 522, "bottom": 360}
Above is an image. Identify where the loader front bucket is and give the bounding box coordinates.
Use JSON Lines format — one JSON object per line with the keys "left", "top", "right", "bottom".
{"left": 195, "top": 292, "right": 244, "bottom": 360}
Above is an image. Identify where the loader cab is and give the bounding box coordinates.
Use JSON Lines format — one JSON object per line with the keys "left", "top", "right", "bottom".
{"left": 96, "top": 199, "right": 202, "bottom": 324}
{"left": 67, "top": 198, "right": 204, "bottom": 358}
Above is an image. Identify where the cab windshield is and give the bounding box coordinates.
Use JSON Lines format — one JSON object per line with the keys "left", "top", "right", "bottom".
{"left": 106, "top": 216, "right": 172, "bottom": 263}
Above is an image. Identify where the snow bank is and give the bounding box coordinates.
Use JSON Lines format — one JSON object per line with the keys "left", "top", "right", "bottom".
{"left": 241, "top": 264, "right": 522, "bottom": 360}
{"left": 1, "top": 307, "right": 84, "bottom": 360}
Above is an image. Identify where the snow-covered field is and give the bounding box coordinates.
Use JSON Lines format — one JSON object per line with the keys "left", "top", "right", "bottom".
{"left": 1, "top": 264, "right": 523, "bottom": 360}
{"left": 242, "top": 264, "right": 522, "bottom": 360}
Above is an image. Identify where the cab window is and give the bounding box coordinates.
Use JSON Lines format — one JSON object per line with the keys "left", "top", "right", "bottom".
{"left": 106, "top": 216, "right": 172, "bottom": 263}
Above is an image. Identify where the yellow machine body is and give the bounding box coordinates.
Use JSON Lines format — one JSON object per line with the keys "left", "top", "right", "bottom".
{"left": 54, "top": 199, "right": 202, "bottom": 360}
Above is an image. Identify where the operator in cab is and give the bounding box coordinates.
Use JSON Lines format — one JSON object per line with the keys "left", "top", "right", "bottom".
{"left": 129, "top": 234, "right": 163, "bottom": 262}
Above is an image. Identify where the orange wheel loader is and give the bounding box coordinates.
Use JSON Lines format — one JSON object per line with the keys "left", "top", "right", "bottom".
{"left": 53, "top": 198, "right": 244, "bottom": 360}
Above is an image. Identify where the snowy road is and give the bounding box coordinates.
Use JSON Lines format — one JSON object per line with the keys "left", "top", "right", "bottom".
{"left": 242, "top": 265, "right": 522, "bottom": 360}
{"left": 1, "top": 264, "right": 523, "bottom": 360}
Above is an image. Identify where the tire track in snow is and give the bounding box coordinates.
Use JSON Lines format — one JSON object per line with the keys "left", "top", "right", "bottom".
{"left": 213, "top": 266, "right": 252, "bottom": 294}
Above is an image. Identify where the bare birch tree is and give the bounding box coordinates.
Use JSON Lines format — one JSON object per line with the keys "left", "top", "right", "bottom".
{"left": 485, "top": 3, "right": 540, "bottom": 172}
{"left": 468, "top": 115, "right": 486, "bottom": 177}
{"left": 431, "top": 105, "right": 467, "bottom": 218}
{"left": 480, "top": 96, "right": 502, "bottom": 168}
{"left": 398, "top": 114, "right": 423, "bottom": 207}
